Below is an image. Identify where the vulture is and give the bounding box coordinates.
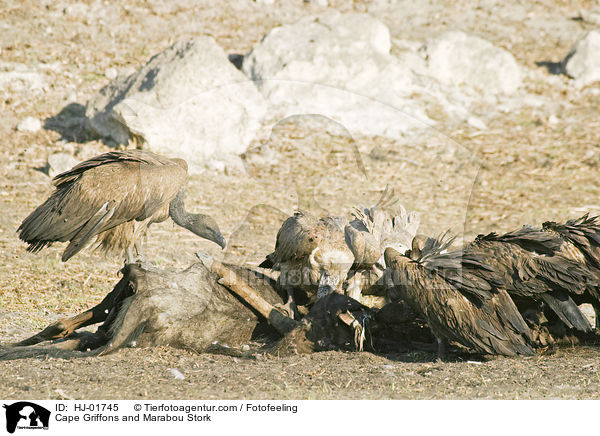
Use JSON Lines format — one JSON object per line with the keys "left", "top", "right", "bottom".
{"left": 344, "top": 188, "right": 419, "bottom": 299}
{"left": 525, "top": 214, "right": 600, "bottom": 326}
{"left": 542, "top": 214, "right": 600, "bottom": 267}
{"left": 384, "top": 234, "right": 535, "bottom": 357}
{"left": 467, "top": 228, "right": 593, "bottom": 333}
{"left": 259, "top": 211, "right": 354, "bottom": 316}
{"left": 18, "top": 150, "right": 226, "bottom": 262}
{"left": 259, "top": 189, "right": 419, "bottom": 315}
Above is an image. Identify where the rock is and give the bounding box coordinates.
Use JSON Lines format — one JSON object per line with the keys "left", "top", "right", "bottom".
{"left": 16, "top": 117, "right": 42, "bottom": 132}
{"left": 580, "top": 8, "right": 600, "bottom": 26}
{"left": 104, "top": 67, "right": 117, "bottom": 80}
{"left": 63, "top": 2, "right": 89, "bottom": 17}
{"left": 168, "top": 368, "right": 185, "bottom": 380}
{"left": 467, "top": 116, "right": 487, "bottom": 130}
{"left": 0, "top": 62, "right": 45, "bottom": 93}
{"left": 305, "top": 0, "right": 329, "bottom": 6}
{"left": 85, "top": 36, "right": 267, "bottom": 174}
{"left": 242, "top": 12, "right": 432, "bottom": 139}
{"left": 46, "top": 152, "right": 79, "bottom": 178}
{"left": 564, "top": 30, "right": 600, "bottom": 87}
{"left": 424, "top": 30, "right": 522, "bottom": 95}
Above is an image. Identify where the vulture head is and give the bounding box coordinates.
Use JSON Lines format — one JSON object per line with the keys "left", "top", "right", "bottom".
{"left": 406, "top": 234, "right": 429, "bottom": 260}
{"left": 309, "top": 245, "right": 354, "bottom": 299}
{"left": 169, "top": 189, "right": 226, "bottom": 249}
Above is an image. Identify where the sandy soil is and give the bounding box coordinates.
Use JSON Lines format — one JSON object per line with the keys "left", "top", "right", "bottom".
{"left": 1, "top": 0, "right": 600, "bottom": 399}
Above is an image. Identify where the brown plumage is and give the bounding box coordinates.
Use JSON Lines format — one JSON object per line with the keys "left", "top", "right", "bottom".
{"left": 468, "top": 229, "right": 593, "bottom": 333}
{"left": 384, "top": 235, "right": 535, "bottom": 357}
{"left": 260, "top": 211, "right": 353, "bottom": 312}
{"left": 542, "top": 214, "right": 600, "bottom": 289}
{"left": 534, "top": 214, "right": 600, "bottom": 324}
{"left": 18, "top": 150, "right": 226, "bottom": 262}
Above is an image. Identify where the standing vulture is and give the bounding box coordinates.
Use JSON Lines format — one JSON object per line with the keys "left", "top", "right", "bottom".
{"left": 467, "top": 228, "right": 593, "bottom": 333}
{"left": 18, "top": 150, "right": 226, "bottom": 262}
{"left": 259, "top": 211, "right": 354, "bottom": 316}
{"left": 384, "top": 234, "right": 535, "bottom": 357}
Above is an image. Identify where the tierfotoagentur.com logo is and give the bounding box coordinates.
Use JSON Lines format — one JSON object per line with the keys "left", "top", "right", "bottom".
{"left": 3, "top": 402, "right": 50, "bottom": 434}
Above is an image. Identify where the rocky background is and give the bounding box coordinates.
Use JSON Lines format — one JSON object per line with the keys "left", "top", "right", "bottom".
{"left": 1, "top": 0, "right": 600, "bottom": 399}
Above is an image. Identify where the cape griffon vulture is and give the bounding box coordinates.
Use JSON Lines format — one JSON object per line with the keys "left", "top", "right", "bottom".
{"left": 343, "top": 189, "right": 419, "bottom": 299}
{"left": 384, "top": 234, "right": 535, "bottom": 357}
{"left": 542, "top": 214, "right": 600, "bottom": 267}
{"left": 512, "top": 214, "right": 600, "bottom": 327}
{"left": 259, "top": 189, "right": 419, "bottom": 315}
{"left": 467, "top": 228, "right": 593, "bottom": 333}
{"left": 18, "top": 150, "right": 226, "bottom": 262}
{"left": 259, "top": 211, "right": 354, "bottom": 317}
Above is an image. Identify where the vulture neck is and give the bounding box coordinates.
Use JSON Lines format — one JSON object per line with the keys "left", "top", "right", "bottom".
{"left": 169, "top": 190, "right": 226, "bottom": 249}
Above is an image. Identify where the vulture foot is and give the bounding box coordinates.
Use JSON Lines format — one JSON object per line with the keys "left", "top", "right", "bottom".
{"left": 435, "top": 337, "right": 448, "bottom": 361}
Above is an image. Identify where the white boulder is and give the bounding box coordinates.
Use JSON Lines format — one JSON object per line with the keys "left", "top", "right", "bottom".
{"left": 424, "top": 30, "right": 522, "bottom": 95}
{"left": 46, "top": 152, "right": 80, "bottom": 178}
{"left": 85, "top": 36, "right": 267, "bottom": 173}
{"left": 0, "top": 62, "right": 45, "bottom": 93}
{"left": 564, "top": 30, "right": 600, "bottom": 87}
{"left": 16, "top": 116, "right": 42, "bottom": 133}
{"left": 242, "top": 12, "right": 433, "bottom": 138}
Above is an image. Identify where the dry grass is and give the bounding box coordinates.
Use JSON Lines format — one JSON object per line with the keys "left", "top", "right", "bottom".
{"left": 1, "top": 0, "right": 600, "bottom": 399}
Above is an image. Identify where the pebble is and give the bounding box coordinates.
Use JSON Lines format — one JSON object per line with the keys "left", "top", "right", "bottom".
{"left": 581, "top": 8, "right": 600, "bottom": 25}
{"left": 105, "top": 67, "right": 117, "bottom": 80}
{"left": 467, "top": 116, "right": 488, "bottom": 130}
{"left": 16, "top": 116, "right": 42, "bottom": 132}
{"left": 47, "top": 152, "right": 79, "bottom": 177}
{"left": 168, "top": 368, "right": 185, "bottom": 380}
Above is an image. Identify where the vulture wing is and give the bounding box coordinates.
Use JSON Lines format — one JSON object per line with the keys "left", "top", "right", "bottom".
{"left": 18, "top": 150, "right": 187, "bottom": 257}
{"left": 472, "top": 232, "right": 593, "bottom": 332}
{"left": 417, "top": 234, "right": 502, "bottom": 304}
{"left": 482, "top": 226, "right": 564, "bottom": 256}
{"left": 384, "top": 247, "right": 534, "bottom": 356}
{"left": 544, "top": 214, "right": 600, "bottom": 268}
{"left": 61, "top": 201, "right": 116, "bottom": 261}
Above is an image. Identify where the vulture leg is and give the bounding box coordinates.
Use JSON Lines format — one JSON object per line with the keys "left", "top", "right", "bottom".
{"left": 436, "top": 337, "right": 448, "bottom": 361}
{"left": 345, "top": 271, "right": 362, "bottom": 301}
{"left": 126, "top": 246, "right": 136, "bottom": 265}
{"left": 125, "top": 240, "right": 145, "bottom": 266}
{"left": 317, "top": 272, "right": 340, "bottom": 299}
{"left": 134, "top": 239, "right": 146, "bottom": 263}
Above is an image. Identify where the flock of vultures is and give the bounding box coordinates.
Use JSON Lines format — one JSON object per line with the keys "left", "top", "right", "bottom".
{"left": 2, "top": 149, "right": 600, "bottom": 362}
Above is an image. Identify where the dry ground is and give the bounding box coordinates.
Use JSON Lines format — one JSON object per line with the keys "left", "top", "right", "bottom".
{"left": 1, "top": 0, "right": 600, "bottom": 399}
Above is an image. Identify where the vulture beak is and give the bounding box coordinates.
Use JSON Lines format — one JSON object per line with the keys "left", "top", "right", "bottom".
{"left": 214, "top": 231, "right": 227, "bottom": 250}
{"left": 317, "top": 271, "right": 340, "bottom": 299}
{"left": 169, "top": 189, "right": 226, "bottom": 249}
{"left": 184, "top": 215, "right": 227, "bottom": 249}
